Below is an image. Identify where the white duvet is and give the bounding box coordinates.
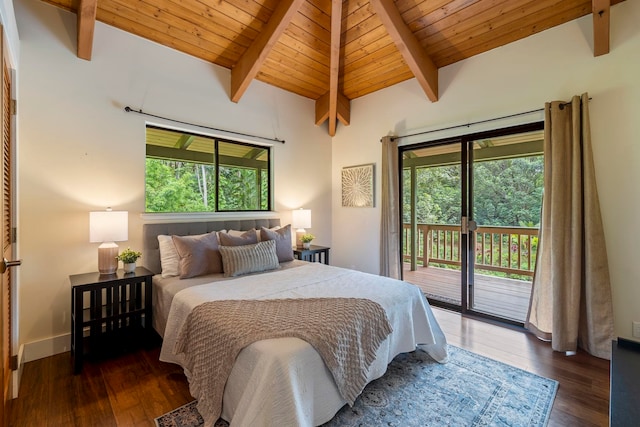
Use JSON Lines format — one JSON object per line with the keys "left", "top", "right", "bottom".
{"left": 160, "top": 262, "right": 448, "bottom": 427}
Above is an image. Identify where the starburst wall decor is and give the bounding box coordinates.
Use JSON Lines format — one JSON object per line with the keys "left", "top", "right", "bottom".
{"left": 342, "top": 164, "right": 374, "bottom": 207}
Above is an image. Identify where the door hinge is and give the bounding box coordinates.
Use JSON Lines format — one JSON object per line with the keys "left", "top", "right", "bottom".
{"left": 10, "top": 99, "right": 16, "bottom": 116}
{"left": 10, "top": 354, "right": 17, "bottom": 371}
{"left": 11, "top": 227, "right": 16, "bottom": 243}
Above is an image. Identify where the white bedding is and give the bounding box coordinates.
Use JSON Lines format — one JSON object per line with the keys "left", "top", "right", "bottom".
{"left": 159, "top": 262, "right": 448, "bottom": 427}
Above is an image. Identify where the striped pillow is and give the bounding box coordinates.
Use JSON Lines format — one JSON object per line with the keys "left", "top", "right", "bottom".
{"left": 219, "top": 240, "right": 280, "bottom": 277}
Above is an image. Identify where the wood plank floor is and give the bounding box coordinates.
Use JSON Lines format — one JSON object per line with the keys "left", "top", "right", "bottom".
{"left": 404, "top": 265, "right": 532, "bottom": 322}
{"left": 9, "top": 308, "right": 610, "bottom": 426}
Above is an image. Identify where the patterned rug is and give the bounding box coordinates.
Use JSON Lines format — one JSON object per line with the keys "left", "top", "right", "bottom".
{"left": 155, "top": 345, "right": 558, "bottom": 427}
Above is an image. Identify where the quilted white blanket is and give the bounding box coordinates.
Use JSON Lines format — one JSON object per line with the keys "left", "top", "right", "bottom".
{"left": 160, "top": 262, "right": 448, "bottom": 427}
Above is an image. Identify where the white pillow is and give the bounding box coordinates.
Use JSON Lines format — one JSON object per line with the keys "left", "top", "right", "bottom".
{"left": 158, "top": 230, "right": 227, "bottom": 278}
{"left": 158, "top": 235, "right": 179, "bottom": 278}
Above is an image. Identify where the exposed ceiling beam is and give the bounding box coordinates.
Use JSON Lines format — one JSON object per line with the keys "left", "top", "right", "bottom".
{"left": 77, "top": 0, "right": 98, "bottom": 60}
{"left": 592, "top": 0, "right": 611, "bottom": 56}
{"left": 315, "top": 92, "right": 330, "bottom": 126}
{"left": 230, "top": 0, "right": 305, "bottom": 103}
{"left": 314, "top": 0, "right": 351, "bottom": 136}
{"left": 315, "top": 91, "right": 351, "bottom": 127}
{"left": 328, "top": 0, "right": 344, "bottom": 136}
{"left": 337, "top": 92, "right": 350, "bottom": 125}
{"left": 370, "top": 0, "right": 438, "bottom": 102}
{"left": 175, "top": 134, "right": 195, "bottom": 149}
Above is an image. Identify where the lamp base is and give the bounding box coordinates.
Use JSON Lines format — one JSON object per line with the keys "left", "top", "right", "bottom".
{"left": 98, "top": 242, "right": 119, "bottom": 275}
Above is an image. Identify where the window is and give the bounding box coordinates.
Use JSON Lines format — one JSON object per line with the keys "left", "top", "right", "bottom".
{"left": 145, "top": 126, "right": 271, "bottom": 213}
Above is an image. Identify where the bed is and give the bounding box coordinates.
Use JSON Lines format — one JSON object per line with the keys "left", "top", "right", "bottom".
{"left": 143, "top": 219, "right": 448, "bottom": 427}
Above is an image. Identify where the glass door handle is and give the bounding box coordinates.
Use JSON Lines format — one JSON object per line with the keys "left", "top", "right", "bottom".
{"left": 461, "top": 217, "right": 478, "bottom": 234}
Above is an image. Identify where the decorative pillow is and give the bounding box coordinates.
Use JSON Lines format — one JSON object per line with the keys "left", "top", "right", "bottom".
{"left": 158, "top": 235, "right": 180, "bottom": 278}
{"left": 219, "top": 240, "right": 280, "bottom": 277}
{"left": 256, "top": 225, "right": 281, "bottom": 241}
{"left": 172, "top": 232, "right": 223, "bottom": 279}
{"left": 260, "top": 224, "right": 294, "bottom": 262}
{"left": 218, "top": 229, "right": 259, "bottom": 246}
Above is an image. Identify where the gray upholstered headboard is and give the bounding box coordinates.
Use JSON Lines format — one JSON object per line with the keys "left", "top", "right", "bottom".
{"left": 142, "top": 218, "right": 281, "bottom": 275}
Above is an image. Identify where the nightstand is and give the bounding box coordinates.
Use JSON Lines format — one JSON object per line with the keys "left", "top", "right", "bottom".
{"left": 293, "top": 245, "right": 330, "bottom": 265}
{"left": 70, "top": 267, "right": 154, "bottom": 373}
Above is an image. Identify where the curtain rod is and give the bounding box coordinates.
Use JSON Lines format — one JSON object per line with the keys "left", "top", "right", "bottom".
{"left": 389, "top": 97, "right": 591, "bottom": 142}
{"left": 123, "top": 106, "right": 285, "bottom": 144}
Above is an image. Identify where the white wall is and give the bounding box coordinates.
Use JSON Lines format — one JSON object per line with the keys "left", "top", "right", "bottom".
{"left": 332, "top": 1, "right": 640, "bottom": 341}
{"left": 15, "top": 0, "right": 332, "bottom": 360}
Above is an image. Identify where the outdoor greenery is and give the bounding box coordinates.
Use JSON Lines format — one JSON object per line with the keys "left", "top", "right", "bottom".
{"left": 403, "top": 155, "right": 543, "bottom": 227}
{"left": 402, "top": 155, "right": 544, "bottom": 279}
{"left": 145, "top": 159, "right": 268, "bottom": 212}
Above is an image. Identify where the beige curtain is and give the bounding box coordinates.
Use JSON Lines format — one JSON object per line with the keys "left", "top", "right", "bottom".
{"left": 526, "top": 93, "right": 614, "bottom": 359}
{"left": 380, "top": 135, "right": 402, "bottom": 279}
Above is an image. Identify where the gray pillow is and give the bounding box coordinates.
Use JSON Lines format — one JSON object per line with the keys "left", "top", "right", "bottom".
{"left": 260, "top": 224, "right": 294, "bottom": 262}
{"left": 219, "top": 240, "right": 280, "bottom": 277}
{"left": 172, "top": 232, "right": 223, "bottom": 279}
{"left": 218, "top": 229, "right": 259, "bottom": 246}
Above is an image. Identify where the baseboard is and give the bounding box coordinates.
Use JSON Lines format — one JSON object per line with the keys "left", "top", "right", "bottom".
{"left": 23, "top": 333, "right": 70, "bottom": 363}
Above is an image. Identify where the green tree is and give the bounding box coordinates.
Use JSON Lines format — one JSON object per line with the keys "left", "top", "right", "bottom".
{"left": 145, "top": 159, "right": 215, "bottom": 212}
{"left": 473, "top": 156, "right": 543, "bottom": 227}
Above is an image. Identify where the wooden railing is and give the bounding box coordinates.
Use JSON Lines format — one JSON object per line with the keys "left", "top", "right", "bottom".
{"left": 402, "top": 223, "right": 539, "bottom": 277}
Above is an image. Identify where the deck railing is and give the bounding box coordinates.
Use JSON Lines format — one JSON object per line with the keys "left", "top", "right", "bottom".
{"left": 402, "top": 223, "right": 539, "bottom": 277}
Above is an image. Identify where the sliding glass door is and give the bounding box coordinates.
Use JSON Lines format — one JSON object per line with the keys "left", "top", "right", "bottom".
{"left": 402, "top": 141, "right": 463, "bottom": 307}
{"left": 401, "top": 123, "right": 544, "bottom": 324}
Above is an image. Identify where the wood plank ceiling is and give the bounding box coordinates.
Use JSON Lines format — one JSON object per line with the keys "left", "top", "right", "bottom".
{"left": 43, "top": 0, "right": 621, "bottom": 136}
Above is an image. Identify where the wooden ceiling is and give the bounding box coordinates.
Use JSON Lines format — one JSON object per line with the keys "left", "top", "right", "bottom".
{"left": 42, "top": 0, "right": 620, "bottom": 135}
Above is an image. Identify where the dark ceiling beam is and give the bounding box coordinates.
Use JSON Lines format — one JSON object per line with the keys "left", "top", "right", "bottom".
{"left": 370, "top": 0, "right": 438, "bottom": 102}
{"left": 77, "top": 0, "right": 98, "bottom": 60}
{"left": 592, "top": 0, "right": 611, "bottom": 56}
{"left": 230, "top": 0, "right": 305, "bottom": 103}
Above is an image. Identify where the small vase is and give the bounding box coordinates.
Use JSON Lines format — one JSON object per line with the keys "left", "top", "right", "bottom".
{"left": 303, "top": 242, "right": 311, "bottom": 249}
{"left": 123, "top": 262, "right": 136, "bottom": 273}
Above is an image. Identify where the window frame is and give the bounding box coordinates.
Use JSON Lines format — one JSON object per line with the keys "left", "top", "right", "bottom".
{"left": 145, "top": 124, "right": 273, "bottom": 214}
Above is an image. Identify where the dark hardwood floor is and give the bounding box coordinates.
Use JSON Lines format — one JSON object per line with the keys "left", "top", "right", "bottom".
{"left": 9, "top": 307, "right": 610, "bottom": 426}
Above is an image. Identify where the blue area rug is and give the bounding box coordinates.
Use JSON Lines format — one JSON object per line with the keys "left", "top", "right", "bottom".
{"left": 155, "top": 345, "right": 558, "bottom": 427}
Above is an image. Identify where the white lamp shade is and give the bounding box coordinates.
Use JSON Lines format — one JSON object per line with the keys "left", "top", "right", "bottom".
{"left": 89, "top": 211, "right": 128, "bottom": 243}
{"left": 291, "top": 209, "right": 311, "bottom": 229}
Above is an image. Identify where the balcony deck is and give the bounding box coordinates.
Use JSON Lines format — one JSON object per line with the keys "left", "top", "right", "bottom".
{"left": 403, "top": 264, "right": 532, "bottom": 322}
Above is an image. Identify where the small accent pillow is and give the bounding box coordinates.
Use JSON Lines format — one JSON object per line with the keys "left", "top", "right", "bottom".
{"left": 260, "top": 224, "right": 294, "bottom": 262}
{"left": 219, "top": 240, "right": 280, "bottom": 277}
{"left": 158, "top": 235, "right": 179, "bottom": 278}
{"left": 218, "top": 229, "right": 259, "bottom": 246}
{"left": 172, "top": 232, "right": 223, "bottom": 279}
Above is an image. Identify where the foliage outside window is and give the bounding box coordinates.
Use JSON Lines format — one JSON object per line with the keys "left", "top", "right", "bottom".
{"left": 145, "top": 126, "right": 271, "bottom": 213}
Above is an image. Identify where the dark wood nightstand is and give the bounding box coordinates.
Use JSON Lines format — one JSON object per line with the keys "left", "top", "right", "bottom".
{"left": 293, "top": 245, "right": 330, "bottom": 265}
{"left": 70, "top": 267, "right": 154, "bottom": 373}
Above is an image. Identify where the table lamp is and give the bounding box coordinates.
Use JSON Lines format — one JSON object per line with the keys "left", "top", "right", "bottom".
{"left": 89, "top": 209, "right": 128, "bottom": 274}
{"left": 292, "top": 208, "right": 311, "bottom": 248}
